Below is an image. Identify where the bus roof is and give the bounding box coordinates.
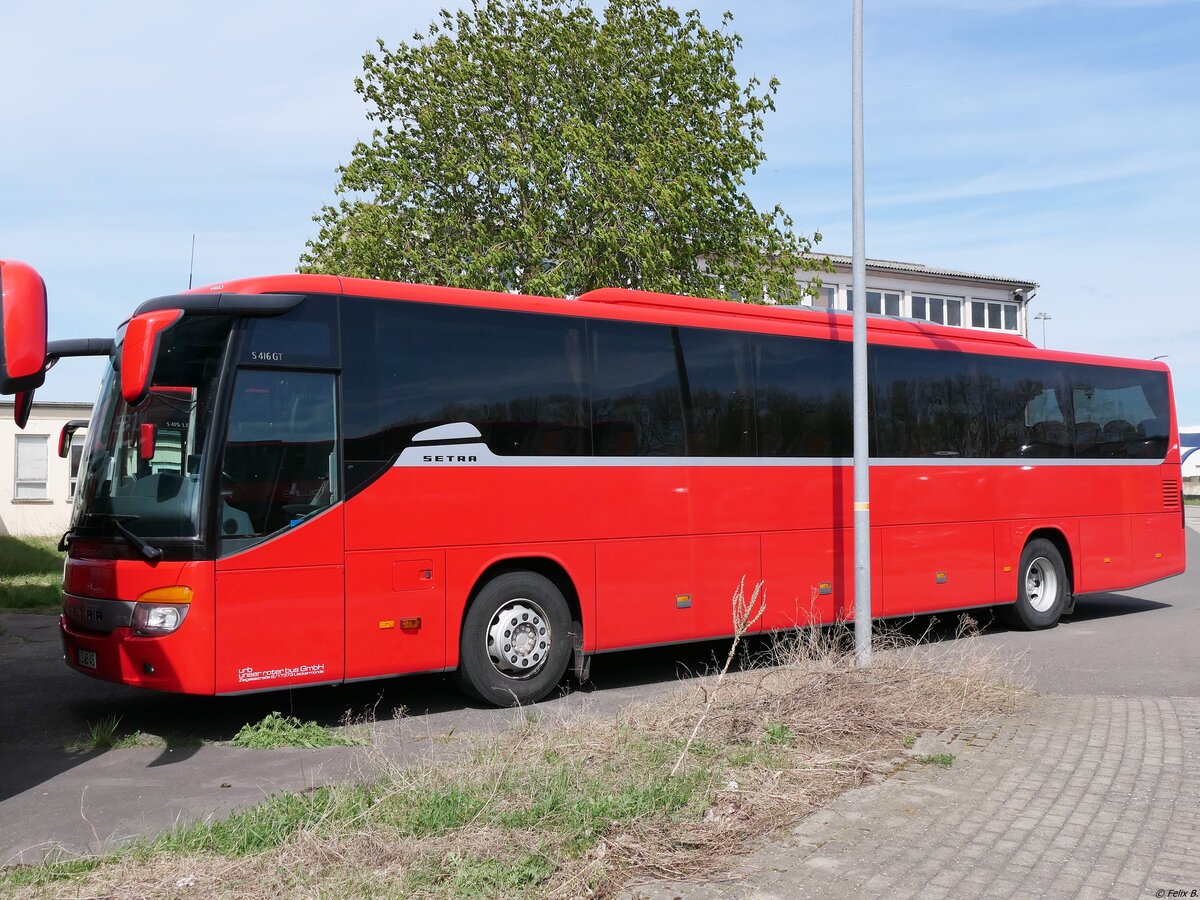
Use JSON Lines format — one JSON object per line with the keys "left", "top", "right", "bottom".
{"left": 183, "top": 272, "right": 1165, "bottom": 373}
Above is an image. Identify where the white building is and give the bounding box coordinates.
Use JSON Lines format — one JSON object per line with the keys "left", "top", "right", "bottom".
{"left": 0, "top": 400, "right": 91, "bottom": 537}
{"left": 802, "top": 255, "right": 1038, "bottom": 339}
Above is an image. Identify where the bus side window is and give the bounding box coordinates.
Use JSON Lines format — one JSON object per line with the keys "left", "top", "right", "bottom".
{"left": 591, "top": 321, "right": 686, "bottom": 457}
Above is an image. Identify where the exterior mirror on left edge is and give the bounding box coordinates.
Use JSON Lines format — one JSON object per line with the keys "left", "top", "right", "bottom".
{"left": 0, "top": 260, "right": 49, "bottom": 399}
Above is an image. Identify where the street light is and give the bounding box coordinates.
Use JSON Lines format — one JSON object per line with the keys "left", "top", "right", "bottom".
{"left": 850, "top": 0, "right": 871, "bottom": 667}
{"left": 1034, "top": 311, "right": 1051, "bottom": 348}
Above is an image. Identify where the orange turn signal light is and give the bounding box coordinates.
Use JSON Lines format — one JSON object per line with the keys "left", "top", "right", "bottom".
{"left": 136, "top": 585, "right": 193, "bottom": 604}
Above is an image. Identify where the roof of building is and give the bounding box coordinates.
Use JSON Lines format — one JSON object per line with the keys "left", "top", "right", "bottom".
{"left": 0, "top": 400, "right": 93, "bottom": 409}
{"left": 819, "top": 254, "right": 1038, "bottom": 290}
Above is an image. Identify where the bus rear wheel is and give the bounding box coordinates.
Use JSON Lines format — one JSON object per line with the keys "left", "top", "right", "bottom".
{"left": 1002, "top": 538, "right": 1070, "bottom": 630}
{"left": 457, "top": 571, "right": 573, "bottom": 707}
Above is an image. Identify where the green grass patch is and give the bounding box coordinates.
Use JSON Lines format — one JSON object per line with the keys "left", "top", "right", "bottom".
{"left": 1185, "top": 495, "right": 1200, "bottom": 506}
{"left": 0, "top": 535, "right": 62, "bottom": 577}
{"left": 230, "top": 711, "right": 364, "bottom": 749}
{"left": 0, "top": 534, "right": 64, "bottom": 615}
{"left": 0, "top": 856, "right": 104, "bottom": 891}
{"left": 67, "top": 713, "right": 137, "bottom": 751}
{"left": 901, "top": 734, "right": 916, "bottom": 749}
{"left": 152, "top": 787, "right": 341, "bottom": 857}
{"left": 65, "top": 713, "right": 204, "bottom": 752}
{"left": 0, "top": 789, "right": 340, "bottom": 891}
{"left": 405, "top": 850, "right": 557, "bottom": 897}
{"left": 764, "top": 722, "right": 796, "bottom": 745}
{"left": 914, "top": 753, "right": 955, "bottom": 768}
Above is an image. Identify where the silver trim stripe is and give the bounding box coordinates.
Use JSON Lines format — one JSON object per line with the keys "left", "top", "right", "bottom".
{"left": 394, "top": 442, "right": 1165, "bottom": 469}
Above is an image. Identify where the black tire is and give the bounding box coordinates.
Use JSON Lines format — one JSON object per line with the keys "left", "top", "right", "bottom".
{"left": 456, "top": 571, "right": 573, "bottom": 707}
{"left": 1000, "top": 538, "right": 1070, "bottom": 630}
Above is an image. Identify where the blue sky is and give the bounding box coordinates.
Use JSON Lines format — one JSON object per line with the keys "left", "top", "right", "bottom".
{"left": 5, "top": 0, "right": 1198, "bottom": 425}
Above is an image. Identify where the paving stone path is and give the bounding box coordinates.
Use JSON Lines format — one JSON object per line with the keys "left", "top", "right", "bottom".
{"left": 628, "top": 694, "right": 1200, "bottom": 899}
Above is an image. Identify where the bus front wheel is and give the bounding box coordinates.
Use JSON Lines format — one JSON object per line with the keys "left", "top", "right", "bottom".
{"left": 457, "top": 571, "right": 573, "bottom": 707}
{"left": 1002, "top": 538, "right": 1070, "bottom": 630}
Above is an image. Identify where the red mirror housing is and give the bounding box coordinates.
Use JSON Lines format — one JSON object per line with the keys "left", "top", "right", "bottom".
{"left": 121, "top": 309, "right": 182, "bottom": 406}
{"left": 13, "top": 390, "right": 33, "bottom": 429}
{"left": 139, "top": 423, "right": 157, "bottom": 461}
{"left": 0, "top": 260, "right": 49, "bottom": 395}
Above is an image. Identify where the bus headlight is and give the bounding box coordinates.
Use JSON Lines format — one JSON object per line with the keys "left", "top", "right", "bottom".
{"left": 132, "top": 586, "right": 192, "bottom": 636}
{"left": 133, "top": 604, "right": 188, "bottom": 635}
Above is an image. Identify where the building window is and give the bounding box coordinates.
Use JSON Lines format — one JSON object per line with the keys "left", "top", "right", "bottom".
{"left": 846, "top": 289, "right": 899, "bottom": 315}
{"left": 912, "top": 294, "right": 964, "bottom": 327}
{"left": 69, "top": 443, "right": 84, "bottom": 499}
{"left": 970, "top": 299, "right": 1020, "bottom": 331}
{"left": 810, "top": 285, "right": 836, "bottom": 309}
{"left": 14, "top": 435, "right": 48, "bottom": 500}
{"left": 947, "top": 298, "right": 963, "bottom": 326}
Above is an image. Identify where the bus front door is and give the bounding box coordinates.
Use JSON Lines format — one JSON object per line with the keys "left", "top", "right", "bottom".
{"left": 213, "top": 369, "right": 345, "bottom": 694}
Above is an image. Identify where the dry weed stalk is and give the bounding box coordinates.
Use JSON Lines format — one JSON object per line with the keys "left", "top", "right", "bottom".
{"left": 669, "top": 577, "right": 765, "bottom": 778}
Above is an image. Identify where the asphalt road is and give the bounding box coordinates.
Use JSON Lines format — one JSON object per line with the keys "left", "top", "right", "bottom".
{"left": 1, "top": 514, "right": 1196, "bottom": 863}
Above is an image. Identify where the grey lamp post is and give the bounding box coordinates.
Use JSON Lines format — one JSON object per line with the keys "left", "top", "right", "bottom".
{"left": 1034, "top": 311, "right": 1051, "bottom": 348}
{"left": 851, "top": 0, "right": 871, "bottom": 666}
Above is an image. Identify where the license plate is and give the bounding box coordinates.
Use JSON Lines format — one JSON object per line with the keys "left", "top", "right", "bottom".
{"left": 77, "top": 649, "right": 97, "bottom": 669}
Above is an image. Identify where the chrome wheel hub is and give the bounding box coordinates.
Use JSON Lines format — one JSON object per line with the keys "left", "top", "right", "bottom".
{"left": 1025, "top": 557, "right": 1058, "bottom": 613}
{"left": 487, "top": 599, "right": 551, "bottom": 679}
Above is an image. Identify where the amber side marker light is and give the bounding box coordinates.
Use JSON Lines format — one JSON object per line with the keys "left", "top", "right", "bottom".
{"left": 132, "top": 586, "right": 193, "bottom": 636}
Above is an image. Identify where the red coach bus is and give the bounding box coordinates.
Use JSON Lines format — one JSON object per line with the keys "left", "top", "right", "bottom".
{"left": 0, "top": 260, "right": 1186, "bottom": 706}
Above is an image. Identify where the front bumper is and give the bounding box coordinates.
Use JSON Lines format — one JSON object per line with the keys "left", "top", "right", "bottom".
{"left": 60, "top": 615, "right": 212, "bottom": 694}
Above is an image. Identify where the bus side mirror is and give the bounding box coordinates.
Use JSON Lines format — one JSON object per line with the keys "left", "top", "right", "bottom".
{"left": 139, "top": 423, "right": 157, "bottom": 461}
{"left": 58, "top": 419, "right": 89, "bottom": 458}
{"left": 0, "top": 260, "right": 49, "bottom": 398}
{"left": 121, "top": 309, "right": 182, "bottom": 407}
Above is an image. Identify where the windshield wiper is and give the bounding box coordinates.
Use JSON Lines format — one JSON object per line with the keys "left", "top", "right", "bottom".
{"left": 111, "top": 517, "right": 163, "bottom": 561}
{"left": 78, "top": 514, "right": 164, "bottom": 562}
{"left": 112, "top": 518, "right": 164, "bottom": 561}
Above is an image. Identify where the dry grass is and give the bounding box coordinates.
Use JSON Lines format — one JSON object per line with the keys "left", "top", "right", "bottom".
{"left": 3, "top": 614, "right": 1024, "bottom": 899}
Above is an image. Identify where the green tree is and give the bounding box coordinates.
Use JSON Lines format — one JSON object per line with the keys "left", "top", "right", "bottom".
{"left": 301, "top": 0, "right": 825, "bottom": 301}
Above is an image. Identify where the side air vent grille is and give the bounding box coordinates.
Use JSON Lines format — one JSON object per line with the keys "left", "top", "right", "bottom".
{"left": 1163, "top": 480, "right": 1181, "bottom": 511}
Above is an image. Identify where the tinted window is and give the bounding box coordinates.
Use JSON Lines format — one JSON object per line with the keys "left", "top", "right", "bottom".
{"left": 755, "top": 334, "right": 851, "bottom": 457}
{"left": 872, "top": 348, "right": 1074, "bottom": 459}
{"left": 239, "top": 296, "right": 339, "bottom": 369}
{"left": 1072, "top": 365, "right": 1170, "bottom": 459}
{"left": 341, "top": 298, "right": 589, "bottom": 493}
{"left": 980, "top": 356, "right": 1073, "bottom": 458}
{"left": 871, "top": 346, "right": 991, "bottom": 458}
{"left": 677, "top": 328, "right": 755, "bottom": 456}
{"left": 591, "top": 321, "right": 685, "bottom": 456}
{"left": 220, "top": 369, "right": 339, "bottom": 555}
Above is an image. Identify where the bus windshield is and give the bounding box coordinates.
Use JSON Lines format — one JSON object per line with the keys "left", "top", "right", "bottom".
{"left": 72, "top": 316, "right": 231, "bottom": 540}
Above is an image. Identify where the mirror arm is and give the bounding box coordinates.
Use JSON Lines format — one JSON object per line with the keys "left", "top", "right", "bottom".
{"left": 46, "top": 338, "right": 115, "bottom": 361}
